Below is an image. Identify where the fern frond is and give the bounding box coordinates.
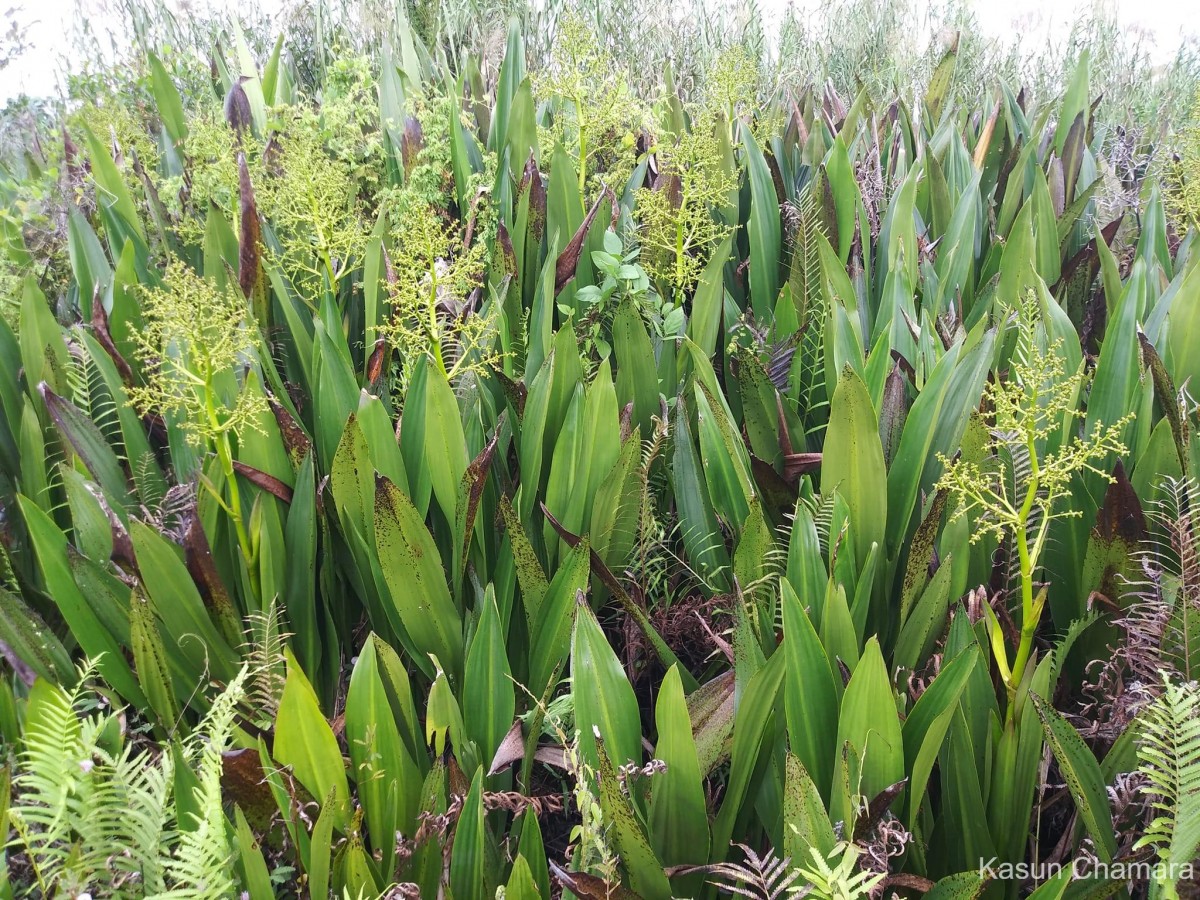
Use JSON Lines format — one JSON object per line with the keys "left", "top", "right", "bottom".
{"left": 1122, "top": 476, "right": 1200, "bottom": 682}
{"left": 240, "top": 600, "right": 291, "bottom": 725}
{"left": 158, "top": 666, "right": 249, "bottom": 899}
{"left": 1136, "top": 674, "right": 1200, "bottom": 870}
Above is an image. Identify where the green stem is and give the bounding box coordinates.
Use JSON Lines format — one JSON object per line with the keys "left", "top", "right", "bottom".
{"left": 575, "top": 95, "right": 588, "bottom": 198}
{"left": 202, "top": 373, "right": 260, "bottom": 605}
{"left": 1007, "top": 423, "right": 1043, "bottom": 715}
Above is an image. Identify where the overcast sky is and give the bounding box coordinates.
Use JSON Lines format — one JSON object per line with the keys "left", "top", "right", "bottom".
{"left": 1, "top": 0, "right": 1198, "bottom": 104}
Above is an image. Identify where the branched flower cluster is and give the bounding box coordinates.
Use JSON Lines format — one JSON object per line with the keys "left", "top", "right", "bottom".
{"left": 936, "top": 292, "right": 1132, "bottom": 698}
{"left": 636, "top": 115, "right": 735, "bottom": 299}
{"left": 380, "top": 201, "right": 499, "bottom": 388}
{"left": 1165, "top": 90, "right": 1200, "bottom": 230}
{"left": 535, "top": 11, "right": 645, "bottom": 198}
{"left": 937, "top": 324, "right": 1130, "bottom": 552}
{"left": 164, "top": 110, "right": 243, "bottom": 246}
{"left": 127, "top": 260, "right": 266, "bottom": 446}
{"left": 256, "top": 109, "right": 368, "bottom": 295}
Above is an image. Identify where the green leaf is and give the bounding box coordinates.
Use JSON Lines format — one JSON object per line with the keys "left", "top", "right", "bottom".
{"left": 148, "top": 52, "right": 187, "bottom": 144}
{"left": 424, "top": 363, "right": 470, "bottom": 527}
{"left": 573, "top": 601, "right": 642, "bottom": 772}
{"left": 596, "top": 737, "right": 672, "bottom": 900}
{"left": 449, "top": 767, "right": 488, "bottom": 900}
{"left": 742, "top": 125, "right": 782, "bottom": 319}
{"left": 0, "top": 584, "right": 73, "bottom": 685}
{"left": 129, "top": 586, "right": 179, "bottom": 730}
{"left": 130, "top": 521, "right": 239, "bottom": 684}
{"left": 1030, "top": 692, "right": 1118, "bottom": 861}
{"left": 822, "top": 366, "right": 887, "bottom": 567}
{"left": 274, "top": 648, "right": 349, "bottom": 830}
{"left": 20, "top": 495, "right": 144, "bottom": 704}
{"left": 463, "top": 587, "right": 515, "bottom": 765}
{"left": 783, "top": 753, "right": 837, "bottom": 867}
{"left": 924, "top": 871, "right": 990, "bottom": 900}
{"left": 648, "top": 665, "right": 710, "bottom": 865}
{"left": 346, "top": 636, "right": 420, "bottom": 867}
{"left": 613, "top": 295, "right": 659, "bottom": 437}
{"left": 781, "top": 580, "right": 839, "bottom": 796}
{"left": 374, "top": 475, "right": 464, "bottom": 682}
{"left": 832, "top": 638, "right": 904, "bottom": 826}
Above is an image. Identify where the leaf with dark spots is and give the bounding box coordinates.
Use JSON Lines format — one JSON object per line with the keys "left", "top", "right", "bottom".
{"left": 91, "top": 288, "right": 134, "bottom": 384}
{"left": 1065, "top": 217, "right": 1123, "bottom": 348}
{"left": 519, "top": 152, "right": 547, "bottom": 236}
{"left": 853, "top": 778, "right": 909, "bottom": 842}
{"left": 1082, "top": 461, "right": 1146, "bottom": 610}
{"left": 550, "top": 864, "right": 644, "bottom": 900}
{"left": 879, "top": 362, "right": 908, "bottom": 468}
{"left": 237, "top": 152, "right": 263, "bottom": 302}
{"left": 818, "top": 168, "right": 839, "bottom": 251}
{"left": 1139, "top": 330, "right": 1188, "bottom": 470}
{"left": 233, "top": 460, "right": 294, "bottom": 503}
{"left": 182, "top": 508, "right": 243, "bottom": 647}
{"left": 267, "top": 393, "right": 312, "bottom": 467}
{"left": 619, "top": 401, "right": 634, "bottom": 442}
{"left": 900, "top": 489, "right": 948, "bottom": 623}
{"left": 222, "top": 748, "right": 279, "bottom": 832}
{"left": 401, "top": 116, "right": 424, "bottom": 178}
{"left": 496, "top": 220, "right": 517, "bottom": 276}
{"left": 492, "top": 368, "right": 527, "bottom": 418}
{"left": 749, "top": 453, "right": 797, "bottom": 511}
{"left": 554, "top": 188, "right": 613, "bottom": 294}
{"left": 1093, "top": 461, "right": 1146, "bottom": 545}
{"left": 499, "top": 494, "right": 547, "bottom": 620}
{"left": 539, "top": 501, "right": 698, "bottom": 690}
{"left": 457, "top": 427, "right": 500, "bottom": 570}
{"left": 40, "top": 383, "right": 133, "bottom": 508}
{"left": 652, "top": 170, "right": 682, "bottom": 210}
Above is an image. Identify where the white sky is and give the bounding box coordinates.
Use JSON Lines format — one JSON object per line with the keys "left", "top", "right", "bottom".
{"left": 0, "top": 0, "right": 1198, "bottom": 104}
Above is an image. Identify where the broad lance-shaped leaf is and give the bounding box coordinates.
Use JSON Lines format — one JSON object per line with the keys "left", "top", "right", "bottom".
{"left": 423, "top": 360, "right": 470, "bottom": 527}
{"left": 613, "top": 294, "right": 659, "bottom": 438}
{"left": 596, "top": 736, "right": 672, "bottom": 900}
{"left": 374, "top": 475, "right": 464, "bottom": 682}
{"left": 462, "top": 587, "right": 515, "bottom": 766}
{"left": 741, "top": 123, "right": 781, "bottom": 319}
{"left": 130, "top": 521, "right": 239, "bottom": 684}
{"left": 0, "top": 584, "right": 74, "bottom": 685}
{"left": 573, "top": 601, "right": 642, "bottom": 773}
{"left": 1030, "top": 693, "right": 1118, "bottom": 861}
{"left": 39, "top": 383, "right": 133, "bottom": 510}
{"left": 449, "top": 768, "right": 488, "bottom": 900}
{"left": 528, "top": 540, "right": 590, "bottom": 699}
{"left": 129, "top": 585, "right": 178, "bottom": 729}
{"left": 345, "top": 636, "right": 420, "bottom": 867}
{"left": 901, "top": 646, "right": 979, "bottom": 826}
{"left": 783, "top": 753, "right": 837, "bottom": 867}
{"left": 782, "top": 579, "right": 838, "bottom": 797}
{"left": 822, "top": 365, "right": 887, "bottom": 568}
{"left": 832, "top": 637, "right": 904, "bottom": 826}
{"left": 648, "top": 665, "right": 710, "bottom": 866}
{"left": 274, "top": 648, "right": 349, "bottom": 829}
{"left": 712, "top": 648, "right": 786, "bottom": 857}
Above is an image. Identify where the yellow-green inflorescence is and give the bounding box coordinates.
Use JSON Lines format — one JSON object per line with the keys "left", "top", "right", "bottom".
{"left": 936, "top": 292, "right": 1132, "bottom": 703}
